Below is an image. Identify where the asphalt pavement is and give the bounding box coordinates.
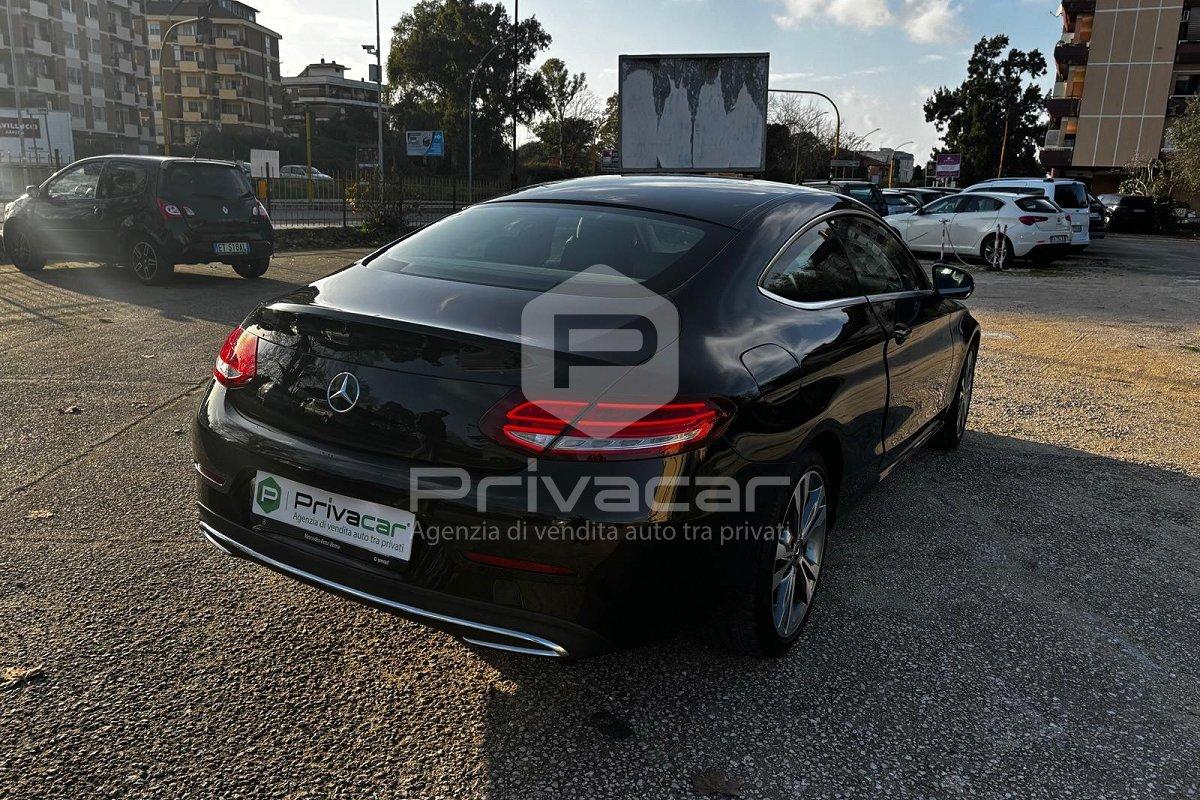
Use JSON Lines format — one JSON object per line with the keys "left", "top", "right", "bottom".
{"left": 1, "top": 236, "right": 1198, "bottom": 799}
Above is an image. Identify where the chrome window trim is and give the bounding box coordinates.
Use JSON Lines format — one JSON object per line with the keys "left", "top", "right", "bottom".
{"left": 757, "top": 209, "right": 932, "bottom": 309}
{"left": 199, "top": 521, "right": 568, "bottom": 658}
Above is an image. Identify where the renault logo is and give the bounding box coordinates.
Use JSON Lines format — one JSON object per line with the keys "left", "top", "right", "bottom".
{"left": 326, "top": 372, "right": 360, "bottom": 413}
{"left": 221, "top": 205, "right": 229, "bottom": 215}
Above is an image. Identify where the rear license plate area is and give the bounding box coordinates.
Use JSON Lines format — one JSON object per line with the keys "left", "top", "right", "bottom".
{"left": 215, "top": 242, "right": 251, "bottom": 255}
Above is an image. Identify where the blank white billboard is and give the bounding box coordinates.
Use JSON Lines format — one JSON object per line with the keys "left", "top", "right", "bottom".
{"left": 619, "top": 53, "right": 769, "bottom": 173}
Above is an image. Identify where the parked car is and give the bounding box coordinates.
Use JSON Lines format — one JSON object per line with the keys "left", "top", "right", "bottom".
{"left": 2, "top": 155, "right": 274, "bottom": 284}
{"left": 801, "top": 180, "right": 889, "bottom": 216}
{"left": 882, "top": 189, "right": 922, "bottom": 215}
{"left": 1086, "top": 193, "right": 1107, "bottom": 240}
{"left": 886, "top": 191, "right": 1072, "bottom": 269}
{"left": 960, "top": 177, "right": 1091, "bottom": 249}
{"left": 1098, "top": 194, "right": 1156, "bottom": 233}
{"left": 279, "top": 165, "right": 334, "bottom": 181}
{"left": 194, "top": 176, "right": 979, "bottom": 659}
{"left": 901, "top": 187, "right": 958, "bottom": 207}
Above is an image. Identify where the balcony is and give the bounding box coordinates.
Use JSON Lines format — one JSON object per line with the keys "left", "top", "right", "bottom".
{"left": 178, "top": 34, "right": 197, "bottom": 46}
{"left": 65, "top": 46, "right": 79, "bottom": 60}
{"left": 120, "top": 90, "right": 136, "bottom": 105}
{"left": 182, "top": 111, "right": 205, "bottom": 122}
{"left": 215, "top": 36, "right": 239, "bottom": 48}
{"left": 109, "top": 24, "right": 131, "bottom": 40}
{"left": 181, "top": 85, "right": 201, "bottom": 97}
{"left": 62, "top": 9, "right": 75, "bottom": 23}
{"left": 90, "top": 84, "right": 106, "bottom": 99}
{"left": 1055, "top": 39, "right": 1089, "bottom": 66}
{"left": 29, "top": 0, "right": 48, "bottom": 16}
{"left": 220, "top": 112, "right": 240, "bottom": 124}
{"left": 1047, "top": 83, "right": 1082, "bottom": 118}
{"left": 219, "top": 87, "right": 238, "bottom": 99}
{"left": 124, "top": 122, "right": 139, "bottom": 137}
{"left": 180, "top": 60, "right": 201, "bottom": 72}
{"left": 32, "top": 39, "right": 53, "bottom": 57}
{"left": 1040, "top": 146, "right": 1074, "bottom": 169}
{"left": 1061, "top": 0, "right": 1095, "bottom": 13}
{"left": 36, "top": 76, "right": 57, "bottom": 93}
{"left": 1168, "top": 94, "right": 1198, "bottom": 115}
{"left": 1177, "top": 41, "right": 1200, "bottom": 64}
{"left": 84, "top": 13, "right": 99, "bottom": 28}
{"left": 118, "top": 57, "right": 133, "bottom": 73}
{"left": 217, "top": 62, "right": 238, "bottom": 75}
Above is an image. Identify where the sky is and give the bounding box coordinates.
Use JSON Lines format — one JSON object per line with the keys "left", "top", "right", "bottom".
{"left": 250, "top": 0, "right": 1064, "bottom": 162}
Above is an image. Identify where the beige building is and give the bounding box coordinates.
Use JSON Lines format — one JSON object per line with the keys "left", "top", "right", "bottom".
{"left": 0, "top": 0, "right": 156, "bottom": 160}
{"left": 1043, "top": 0, "right": 1200, "bottom": 192}
{"left": 146, "top": 0, "right": 282, "bottom": 149}
{"left": 283, "top": 59, "right": 381, "bottom": 124}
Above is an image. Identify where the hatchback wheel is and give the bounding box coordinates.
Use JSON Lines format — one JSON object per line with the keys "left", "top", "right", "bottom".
{"left": 233, "top": 256, "right": 270, "bottom": 279}
{"left": 981, "top": 234, "right": 1013, "bottom": 270}
{"left": 129, "top": 238, "right": 173, "bottom": 285}
{"left": 6, "top": 228, "right": 45, "bottom": 272}
{"left": 932, "top": 343, "right": 977, "bottom": 450}
{"left": 707, "top": 453, "right": 830, "bottom": 657}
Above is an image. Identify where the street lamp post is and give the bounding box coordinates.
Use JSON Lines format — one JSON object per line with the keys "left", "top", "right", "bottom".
{"left": 885, "top": 140, "right": 913, "bottom": 188}
{"left": 768, "top": 88, "right": 841, "bottom": 179}
{"left": 467, "top": 33, "right": 516, "bottom": 203}
{"left": 362, "top": 0, "right": 383, "bottom": 192}
{"left": 156, "top": 1, "right": 211, "bottom": 155}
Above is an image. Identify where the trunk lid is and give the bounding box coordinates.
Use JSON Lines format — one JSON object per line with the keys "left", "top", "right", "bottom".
{"left": 160, "top": 161, "right": 264, "bottom": 237}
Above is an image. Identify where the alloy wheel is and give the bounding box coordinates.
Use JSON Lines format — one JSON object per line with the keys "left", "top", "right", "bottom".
{"left": 132, "top": 241, "right": 158, "bottom": 281}
{"left": 8, "top": 230, "right": 30, "bottom": 265}
{"left": 772, "top": 469, "right": 827, "bottom": 638}
{"left": 983, "top": 237, "right": 1007, "bottom": 269}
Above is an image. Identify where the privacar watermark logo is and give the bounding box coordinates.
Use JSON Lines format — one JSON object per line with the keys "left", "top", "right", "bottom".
{"left": 255, "top": 476, "right": 282, "bottom": 514}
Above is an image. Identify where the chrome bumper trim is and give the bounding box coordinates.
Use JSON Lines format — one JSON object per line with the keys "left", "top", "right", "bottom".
{"left": 198, "top": 521, "right": 567, "bottom": 658}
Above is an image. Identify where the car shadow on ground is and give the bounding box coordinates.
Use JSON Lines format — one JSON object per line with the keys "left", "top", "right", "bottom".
{"left": 471, "top": 431, "right": 1200, "bottom": 798}
{"left": 18, "top": 261, "right": 308, "bottom": 326}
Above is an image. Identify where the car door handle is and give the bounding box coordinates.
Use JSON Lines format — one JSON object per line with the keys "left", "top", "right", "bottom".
{"left": 92, "top": 206, "right": 104, "bottom": 218}
{"left": 893, "top": 324, "right": 912, "bottom": 344}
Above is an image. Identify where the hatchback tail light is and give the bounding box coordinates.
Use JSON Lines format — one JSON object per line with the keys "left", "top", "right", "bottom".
{"left": 252, "top": 199, "right": 269, "bottom": 221}
{"left": 156, "top": 197, "right": 195, "bottom": 219}
{"left": 214, "top": 326, "right": 258, "bottom": 387}
{"left": 481, "top": 395, "right": 730, "bottom": 460}
{"left": 1018, "top": 215, "right": 1048, "bottom": 226}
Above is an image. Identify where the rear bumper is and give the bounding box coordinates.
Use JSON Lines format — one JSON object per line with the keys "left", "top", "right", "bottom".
{"left": 197, "top": 503, "right": 612, "bottom": 658}
{"left": 173, "top": 237, "right": 275, "bottom": 264}
{"left": 1025, "top": 243, "right": 1072, "bottom": 261}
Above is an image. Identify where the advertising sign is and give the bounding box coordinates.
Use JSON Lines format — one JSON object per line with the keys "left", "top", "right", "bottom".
{"left": 935, "top": 153, "right": 962, "bottom": 179}
{"left": 0, "top": 117, "right": 41, "bottom": 138}
{"left": 249, "top": 148, "right": 280, "bottom": 179}
{"left": 406, "top": 130, "right": 445, "bottom": 157}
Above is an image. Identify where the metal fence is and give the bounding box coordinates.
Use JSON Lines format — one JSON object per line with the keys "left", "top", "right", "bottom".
{"left": 0, "top": 164, "right": 56, "bottom": 202}
{"left": 257, "top": 174, "right": 514, "bottom": 230}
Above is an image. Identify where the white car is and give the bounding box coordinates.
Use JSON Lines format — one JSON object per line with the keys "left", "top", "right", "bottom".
{"left": 960, "top": 177, "right": 1091, "bottom": 249}
{"left": 886, "top": 192, "right": 1073, "bottom": 268}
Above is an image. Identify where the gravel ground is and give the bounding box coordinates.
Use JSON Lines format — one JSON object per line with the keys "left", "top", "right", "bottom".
{"left": 1, "top": 236, "right": 1198, "bottom": 799}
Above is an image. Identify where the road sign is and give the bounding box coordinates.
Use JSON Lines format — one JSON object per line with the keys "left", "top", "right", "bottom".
{"left": 935, "top": 153, "right": 962, "bottom": 178}
{"left": 829, "top": 159, "right": 858, "bottom": 168}
{"left": 406, "top": 130, "right": 444, "bottom": 158}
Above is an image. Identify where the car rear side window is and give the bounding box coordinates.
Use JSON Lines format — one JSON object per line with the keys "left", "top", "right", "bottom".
{"left": 367, "top": 202, "right": 729, "bottom": 292}
{"left": 1016, "top": 197, "right": 1059, "bottom": 213}
{"left": 99, "top": 161, "right": 149, "bottom": 198}
{"left": 1053, "top": 183, "right": 1087, "bottom": 209}
{"left": 162, "top": 164, "right": 252, "bottom": 199}
{"left": 833, "top": 216, "right": 921, "bottom": 295}
{"left": 761, "top": 222, "right": 861, "bottom": 303}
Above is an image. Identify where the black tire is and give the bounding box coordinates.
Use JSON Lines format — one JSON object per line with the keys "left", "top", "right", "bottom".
{"left": 232, "top": 256, "right": 270, "bottom": 279}
{"left": 932, "top": 342, "right": 977, "bottom": 450}
{"left": 980, "top": 234, "right": 1013, "bottom": 270}
{"left": 6, "top": 227, "right": 45, "bottom": 272}
{"left": 128, "top": 237, "right": 174, "bottom": 285}
{"left": 706, "top": 451, "right": 831, "bottom": 657}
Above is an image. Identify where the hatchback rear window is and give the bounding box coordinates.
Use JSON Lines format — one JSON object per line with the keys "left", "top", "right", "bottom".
{"left": 367, "top": 202, "right": 730, "bottom": 292}
{"left": 1053, "top": 182, "right": 1087, "bottom": 209}
{"left": 162, "top": 164, "right": 252, "bottom": 199}
{"left": 1016, "top": 197, "right": 1060, "bottom": 213}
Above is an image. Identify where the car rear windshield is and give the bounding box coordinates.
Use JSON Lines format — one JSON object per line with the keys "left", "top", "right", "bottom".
{"left": 162, "top": 164, "right": 252, "bottom": 199}
{"left": 1053, "top": 182, "right": 1087, "bottom": 209}
{"left": 1015, "top": 197, "right": 1060, "bottom": 213}
{"left": 1121, "top": 196, "right": 1154, "bottom": 209}
{"left": 366, "top": 202, "right": 731, "bottom": 292}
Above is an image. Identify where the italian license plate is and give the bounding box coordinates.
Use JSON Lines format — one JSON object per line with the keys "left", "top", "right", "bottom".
{"left": 1050, "top": 235, "right": 1068, "bottom": 244}
{"left": 251, "top": 471, "right": 415, "bottom": 561}
{"left": 214, "top": 242, "right": 251, "bottom": 255}
{"left": 1072, "top": 225, "right": 1084, "bottom": 232}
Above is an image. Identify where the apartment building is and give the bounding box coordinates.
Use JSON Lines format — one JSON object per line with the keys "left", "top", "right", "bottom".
{"left": 0, "top": 0, "right": 155, "bottom": 160}
{"left": 283, "top": 59, "right": 381, "bottom": 124}
{"left": 1042, "top": 0, "right": 1200, "bottom": 192}
{"left": 145, "top": 0, "right": 282, "bottom": 149}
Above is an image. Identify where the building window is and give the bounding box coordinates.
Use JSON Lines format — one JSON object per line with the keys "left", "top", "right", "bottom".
{"left": 94, "top": 106, "right": 106, "bottom": 122}
{"left": 148, "top": 21, "right": 160, "bottom": 36}
{"left": 71, "top": 102, "right": 84, "bottom": 116}
{"left": 68, "top": 67, "right": 83, "bottom": 84}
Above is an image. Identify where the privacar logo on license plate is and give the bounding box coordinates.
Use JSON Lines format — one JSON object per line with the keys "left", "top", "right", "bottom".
{"left": 252, "top": 471, "right": 415, "bottom": 561}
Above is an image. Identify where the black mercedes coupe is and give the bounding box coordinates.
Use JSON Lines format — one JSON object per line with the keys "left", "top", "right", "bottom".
{"left": 193, "top": 176, "right": 979, "bottom": 659}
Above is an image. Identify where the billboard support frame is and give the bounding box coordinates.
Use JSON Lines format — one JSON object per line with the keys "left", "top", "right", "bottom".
{"left": 617, "top": 52, "right": 769, "bottom": 175}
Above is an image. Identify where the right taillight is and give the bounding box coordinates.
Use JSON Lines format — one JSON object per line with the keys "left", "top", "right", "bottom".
{"left": 214, "top": 326, "right": 258, "bottom": 387}
{"left": 1018, "top": 215, "right": 1048, "bottom": 226}
{"left": 156, "top": 197, "right": 184, "bottom": 219}
{"left": 481, "top": 394, "right": 730, "bottom": 460}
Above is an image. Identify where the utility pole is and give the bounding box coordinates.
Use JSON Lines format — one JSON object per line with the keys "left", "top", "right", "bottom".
{"left": 304, "top": 109, "right": 314, "bottom": 201}
{"left": 997, "top": 110, "right": 1010, "bottom": 179}
{"left": 375, "top": 0, "right": 383, "bottom": 187}
{"left": 511, "top": 0, "right": 518, "bottom": 185}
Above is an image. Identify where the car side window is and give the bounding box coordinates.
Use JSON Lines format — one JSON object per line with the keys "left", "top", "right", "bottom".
{"left": 98, "top": 162, "right": 148, "bottom": 199}
{"left": 832, "top": 216, "right": 919, "bottom": 295}
{"left": 46, "top": 162, "right": 104, "bottom": 200}
{"left": 958, "top": 196, "right": 1002, "bottom": 213}
{"left": 924, "top": 196, "right": 961, "bottom": 215}
{"left": 761, "top": 222, "right": 862, "bottom": 303}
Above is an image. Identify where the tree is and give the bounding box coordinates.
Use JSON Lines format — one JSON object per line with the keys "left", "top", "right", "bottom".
{"left": 387, "top": 0, "right": 550, "bottom": 175}
{"left": 596, "top": 92, "right": 619, "bottom": 152}
{"left": 1167, "top": 96, "right": 1200, "bottom": 193}
{"left": 537, "top": 58, "right": 592, "bottom": 164}
{"left": 924, "top": 35, "right": 1047, "bottom": 185}
{"left": 533, "top": 116, "right": 598, "bottom": 171}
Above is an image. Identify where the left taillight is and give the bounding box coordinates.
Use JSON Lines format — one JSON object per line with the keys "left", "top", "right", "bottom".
{"left": 214, "top": 326, "right": 258, "bottom": 388}
{"left": 481, "top": 395, "right": 730, "bottom": 460}
{"left": 251, "top": 199, "right": 269, "bottom": 221}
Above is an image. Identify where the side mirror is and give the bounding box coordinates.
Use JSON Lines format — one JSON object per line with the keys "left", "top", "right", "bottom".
{"left": 933, "top": 263, "right": 974, "bottom": 299}
{"left": 24, "top": 185, "right": 39, "bottom": 198}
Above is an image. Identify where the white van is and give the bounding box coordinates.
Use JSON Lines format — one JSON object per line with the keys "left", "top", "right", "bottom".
{"left": 960, "top": 177, "right": 1091, "bottom": 248}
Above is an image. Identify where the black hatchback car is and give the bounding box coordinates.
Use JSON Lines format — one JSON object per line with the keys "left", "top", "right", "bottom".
{"left": 194, "top": 176, "right": 979, "bottom": 659}
{"left": 2, "top": 155, "right": 274, "bottom": 284}
{"left": 802, "top": 180, "right": 890, "bottom": 216}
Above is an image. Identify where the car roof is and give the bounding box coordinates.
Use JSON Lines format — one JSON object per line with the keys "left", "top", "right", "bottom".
{"left": 68, "top": 155, "right": 240, "bottom": 168}
{"left": 491, "top": 175, "right": 837, "bottom": 228}
{"left": 970, "top": 177, "right": 1083, "bottom": 186}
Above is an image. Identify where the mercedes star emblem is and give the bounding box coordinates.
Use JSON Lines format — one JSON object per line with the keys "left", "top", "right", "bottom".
{"left": 221, "top": 205, "right": 229, "bottom": 215}
{"left": 326, "top": 372, "right": 360, "bottom": 413}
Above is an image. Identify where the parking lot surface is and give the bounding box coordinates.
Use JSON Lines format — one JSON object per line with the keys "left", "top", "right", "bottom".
{"left": 2, "top": 236, "right": 1198, "bottom": 799}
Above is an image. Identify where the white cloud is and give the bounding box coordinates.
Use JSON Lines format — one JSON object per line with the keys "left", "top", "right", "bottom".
{"left": 771, "top": 0, "right": 965, "bottom": 44}
{"left": 918, "top": 53, "right": 946, "bottom": 63}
